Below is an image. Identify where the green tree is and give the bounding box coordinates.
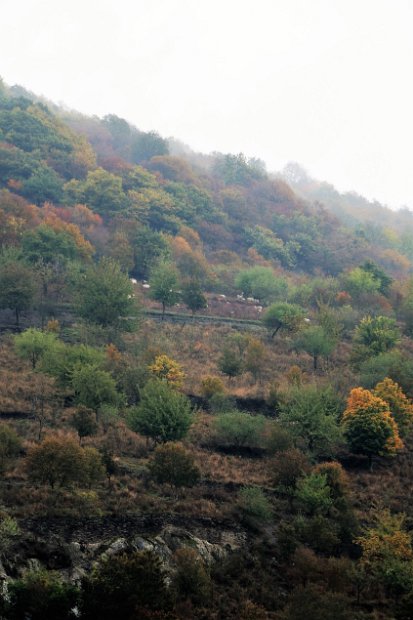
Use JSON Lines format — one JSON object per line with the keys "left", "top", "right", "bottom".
{"left": 71, "top": 365, "right": 119, "bottom": 411}
{"left": 0, "top": 261, "right": 36, "bottom": 325}
{"left": 293, "top": 326, "right": 337, "bottom": 370}
{"left": 149, "top": 261, "right": 180, "bottom": 318}
{"left": 235, "top": 266, "right": 288, "bottom": 303}
{"left": 0, "top": 424, "right": 21, "bottom": 473}
{"left": 263, "top": 302, "right": 305, "bottom": 338}
{"left": 295, "top": 472, "right": 333, "bottom": 516}
{"left": 22, "top": 225, "right": 78, "bottom": 265}
{"left": 352, "top": 315, "right": 400, "bottom": 363}
{"left": 65, "top": 168, "right": 126, "bottom": 215}
{"left": 181, "top": 279, "right": 207, "bottom": 315}
{"left": 214, "top": 411, "right": 266, "bottom": 449}
{"left": 74, "top": 258, "right": 139, "bottom": 330}
{"left": 361, "top": 260, "right": 393, "bottom": 296}
{"left": 132, "top": 226, "right": 169, "bottom": 278}
{"left": 342, "top": 267, "right": 380, "bottom": 301}
{"left": 278, "top": 386, "right": 343, "bottom": 458}
{"left": 238, "top": 486, "right": 273, "bottom": 524}
{"left": 149, "top": 442, "right": 200, "bottom": 488}
{"left": 127, "top": 379, "right": 193, "bottom": 443}
{"left": 244, "top": 337, "right": 267, "bottom": 382}
{"left": 131, "top": 130, "right": 169, "bottom": 163}
{"left": 217, "top": 347, "right": 243, "bottom": 381}
{"left": 14, "top": 328, "right": 61, "bottom": 369}
{"left": 70, "top": 406, "right": 98, "bottom": 444}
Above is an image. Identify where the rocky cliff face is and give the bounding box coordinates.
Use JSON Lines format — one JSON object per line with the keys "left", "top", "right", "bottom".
{"left": 3, "top": 518, "right": 247, "bottom": 583}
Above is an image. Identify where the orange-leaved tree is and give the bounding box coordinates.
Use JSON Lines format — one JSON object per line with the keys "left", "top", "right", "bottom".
{"left": 342, "top": 387, "right": 403, "bottom": 469}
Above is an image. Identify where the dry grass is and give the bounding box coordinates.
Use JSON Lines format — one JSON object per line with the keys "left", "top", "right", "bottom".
{"left": 195, "top": 448, "right": 272, "bottom": 486}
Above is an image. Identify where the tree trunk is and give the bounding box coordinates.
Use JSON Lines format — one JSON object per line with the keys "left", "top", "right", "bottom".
{"left": 313, "top": 355, "right": 318, "bottom": 370}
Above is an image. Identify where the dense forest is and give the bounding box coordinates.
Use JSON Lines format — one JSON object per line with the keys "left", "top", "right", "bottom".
{"left": 1, "top": 77, "right": 413, "bottom": 619}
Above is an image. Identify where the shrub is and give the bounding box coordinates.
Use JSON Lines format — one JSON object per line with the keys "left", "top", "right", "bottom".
{"left": 81, "top": 551, "right": 169, "bottom": 619}
{"left": 238, "top": 486, "right": 273, "bottom": 524}
{"left": 171, "top": 548, "right": 212, "bottom": 606}
{"left": 70, "top": 407, "right": 98, "bottom": 444}
{"left": 127, "top": 380, "right": 193, "bottom": 443}
{"left": 0, "top": 424, "right": 21, "bottom": 473}
{"left": 26, "top": 436, "right": 103, "bottom": 488}
{"left": 149, "top": 443, "right": 200, "bottom": 488}
{"left": 272, "top": 448, "right": 310, "bottom": 493}
{"left": 5, "top": 569, "right": 79, "bottom": 620}
{"left": 213, "top": 411, "right": 266, "bottom": 449}
{"left": 200, "top": 376, "right": 225, "bottom": 399}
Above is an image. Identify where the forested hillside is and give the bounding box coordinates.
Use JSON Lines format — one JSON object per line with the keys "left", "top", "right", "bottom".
{"left": 1, "top": 78, "right": 413, "bottom": 619}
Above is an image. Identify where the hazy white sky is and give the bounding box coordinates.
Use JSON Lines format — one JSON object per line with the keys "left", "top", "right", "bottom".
{"left": 1, "top": 0, "right": 412, "bottom": 209}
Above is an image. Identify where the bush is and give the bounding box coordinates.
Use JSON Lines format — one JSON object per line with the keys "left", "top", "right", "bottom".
{"left": 81, "top": 551, "right": 169, "bottom": 619}
{"left": 149, "top": 443, "right": 200, "bottom": 488}
{"left": 272, "top": 448, "right": 310, "bottom": 493}
{"left": 127, "top": 380, "right": 193, "bottom": 443}
{"left": 26, "top": 436, "right": 104, "bottom": 488}
{"left": 171, "top": 548, "right": 212, "bottom": 606}
{"left": 238, "top": 486, "right": 273, "bottom": 524}
{"left": 200, "top": 375, "right": 225, "bottom": 399}
{"left": 5, "top": 569, "right": 79, "bottom": 620}
{"left": 213, "top": 411, "right": 266, "bottom": 449}
{"left": 0, "top": 424, "right": 21, "bottom": 473}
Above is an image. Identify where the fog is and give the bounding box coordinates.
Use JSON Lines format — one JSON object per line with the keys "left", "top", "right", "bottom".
{"left": 1, "top": 0, "right": 412, "bottom": 209}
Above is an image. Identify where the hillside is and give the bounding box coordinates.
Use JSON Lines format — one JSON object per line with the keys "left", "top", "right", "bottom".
{"left": 0, "top": 78, "right": 413, "bottom": 619}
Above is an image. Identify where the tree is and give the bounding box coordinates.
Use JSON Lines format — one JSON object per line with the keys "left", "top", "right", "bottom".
{"left": 171, "top": 548, "right": 212, "bottom": 607}
{"left": 214, "top": 411, "right": 266, "bottom": 449}
{"left": 361, "top": 260, "right": 393, "bottom": 296}
{"left": 74, "top": 258, "right": 139, "bottom": 330}
{"left": 131, "top": 130, "right": 169, "bottom": 163}
{"left": 14, "top": 328, "right": 61, "bottom": 369}
{"left": 244, "top": 338, "right": 267, "bottom": 382}
{"left": 81, "top": 551, "right": 168, "bottom": 619}
{"left": 341, "top": 387, "right": 403, "bottom": 468}
{"left": 149, "top": 442, "right": 200, "bottom": 488}
{"left": 71, "top": 365, "right": 119, "bottom": 411}
{"left": 0, "top": 424, "right": 21, "bottom": 473}
{"left": 70, "top": 406, "right": 98, "bottom": 444}
{"left": 26, "top": 436, "right": 86, "bottom": 488}
{"left": 342, "top": 267, "right": 380, "bottom": 301}
{"left": 149, "top": 261, "right": 180, "bottom": 318}
{"left": 22, "top": 224, "right": 79, "bottom": 265}
{"left": 127, "top": 379, "right": 193, "bottom": 443}
{"left": 356, "top": 510, "right": 413, "bottom": 600}
{"left": 263, "top": 302, "right": 305, "bottom": 338}
{"left": 148, "top": 354, "right": 185, "bottom": 387}
{"left": 0, "top": 261, "right": 36, "bottom": 325}
{"left": 374, "top": 377, "right": 413, "bottom": 436}
{"left": 5, "top": 569, "right": 79, "bottom": 620}
{"left": 353, "top": 315, "right": 400, "bottom": 357}
{"left": 295, "top": 472, "right": 333, "bottom": 516}
{"left": 293, "top": 326, "right": 337, "bottom": 370}
{"left": 181, "top": 279, "right": 207, "bottom": 315}
{"left": 278, "top": 386, "right": 343, "bottom": 458}
{"left": 235, "top": 266, "right": 288, "bottom": 303}
{"left": 132, "top": 226, "right": 169, "bottom": 278}
{"left": 217, "top": 347, "right": 243, "bottom": 381}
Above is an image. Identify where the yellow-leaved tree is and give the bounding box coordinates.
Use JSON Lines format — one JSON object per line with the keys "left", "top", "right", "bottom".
{"left": 342, "top": 387, "right": 403, "bottom": 469}
{"left": 148, "top": 355, "right": 185, "bottom": 388}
